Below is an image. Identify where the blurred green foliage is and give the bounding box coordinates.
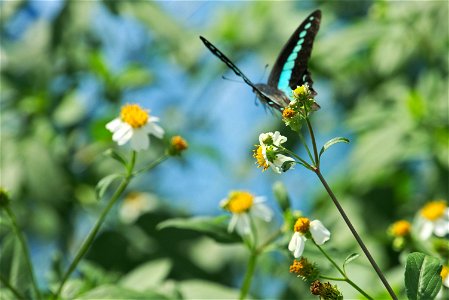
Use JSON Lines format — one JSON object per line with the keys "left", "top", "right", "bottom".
{"left": 0, "top": 1, "right": 447, "bottom": 299}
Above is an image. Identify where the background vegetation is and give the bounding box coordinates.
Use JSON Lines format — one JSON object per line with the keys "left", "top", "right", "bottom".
{"left": 1, "top": 0, "right": 447, "bottom": 299}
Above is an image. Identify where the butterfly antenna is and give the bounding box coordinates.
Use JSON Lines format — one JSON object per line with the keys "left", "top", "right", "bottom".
{"left": 222, "top": 75, "right": 245, "bottom": 84}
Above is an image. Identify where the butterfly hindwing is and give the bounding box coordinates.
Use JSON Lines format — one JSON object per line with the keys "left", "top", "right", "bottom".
{"left": 268, "top": 10, "right": 321, "bottom": 96}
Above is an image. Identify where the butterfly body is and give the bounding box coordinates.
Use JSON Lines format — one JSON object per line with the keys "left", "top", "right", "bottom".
{"left": 200, "top": 9, "right": 321, "bottom": 111}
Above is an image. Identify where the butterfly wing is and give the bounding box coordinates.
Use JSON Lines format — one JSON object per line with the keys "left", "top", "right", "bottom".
{"left": 200, "top": 36, "right": 258, "bottom": 90}
{"left": 200, "top": 36, "right": 281, "bottom": 108}
{"left": 268, "top": 10, "right": 321, "bottom": 96}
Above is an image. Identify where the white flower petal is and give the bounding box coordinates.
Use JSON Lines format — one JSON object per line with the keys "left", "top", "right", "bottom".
{"left": 419, "top": 220, "right": 434, "bottom": 240}
{"left": 113, "top": 125, "right": 133, "bottom": 145}
{"left": 251, "top": 202, "right": 273, "bottom": 222}
{"left": 130, "top": 129, "right": 150, "bottom": 151}
{"left": 106, "top": 118, "right": 122, "bottom": 132}
{"left": 288, "top": 232, "right": 306, "bottom": 258}
{"left": 228, "top": 214, "right": 239, "bottom": 233}
{"left": 272, "top": 131, "right": 287, "bottom": 146}
{"left": 433, "top": 218, "right": 449, "bottom": 237}
{"left": 310, "top": 220, "right": 331, "bottom": 245}
{"left": 288, "top": 232, "right": 300, "bottom": 251}
{"left": 144, "top": 122, "right": 164, "bottom": 139}
{"left": 236, "top": 213, "right": 251, "bottom": 236}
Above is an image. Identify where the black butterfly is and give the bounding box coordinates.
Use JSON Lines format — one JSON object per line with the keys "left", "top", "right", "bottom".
{"left": 200, "top": 9, "right": 321, "bottom": 111}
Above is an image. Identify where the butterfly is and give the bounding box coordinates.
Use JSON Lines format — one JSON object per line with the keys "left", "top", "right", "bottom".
{"left": 200, "top": 9, "right": 321, "bottom": 111}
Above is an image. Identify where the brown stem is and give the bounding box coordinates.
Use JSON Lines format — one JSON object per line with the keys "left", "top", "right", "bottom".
{"left": 314, "top": 169, "right": 398, "bottom": 300}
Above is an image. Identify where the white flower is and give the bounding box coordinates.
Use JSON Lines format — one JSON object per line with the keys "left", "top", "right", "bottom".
{"left": 221, "top": 191, "right": 273, "bottom": 236}
{"left": 288, "top": 218, "right": 330, "bottom": 258}
{"left": 259, "top": 131, "right": 287, "bottom": 147}
{"left": 254, "top": 131, "right": 295, "bottom": 174}
{"left": 106, "top": 104, "right": 164, "bottom": 151}
{"left": 416, "top": 200, "right": 449, "bottom": 240}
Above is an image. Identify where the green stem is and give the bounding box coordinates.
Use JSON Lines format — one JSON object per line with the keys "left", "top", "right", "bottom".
{"left": 298, "top": 133, "right": 315, "bottom": 165}
{"left": 53, "top": 151, "right": 138, "bottom": 299}
{"left": 314, "top": 241, "right": 373, "bottom": 300}
{"left": 319, "top": 275, "right": 346, "bottom": 281}
{"left": 314, "top": 170, "right": 397, "bottom": 300}
{"left": 281, "top": 148, "right": 313, "bottom": 170}
{"left": 0, "top": 273, "right": 25, "bottom": 300}
{"left": 306, "top": 118, "right": 319, "bottom": 167}
{"left": 134, "top": 154, "right": 168, "bottom": 175}
{"left": 4, "top": 206, "right": 41, "bottom": 300}
{"left": 239, "top": 252, "right": 257, "bottom": 300}
{"left": 256, "top": 228, "right": 283, "bottom": 254}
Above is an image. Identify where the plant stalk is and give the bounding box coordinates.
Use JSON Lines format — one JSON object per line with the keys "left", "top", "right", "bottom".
{"left": 5, "top": 206, "right": 41, "bottom": 300}
{"left": 239, "top": 252, "right": 257, "bottom": 300}
{"left": 314, "top": 169, "right": 398, "bottom": 300}
{"left": 53, "top": 151, "right": 138, "bottom": 299}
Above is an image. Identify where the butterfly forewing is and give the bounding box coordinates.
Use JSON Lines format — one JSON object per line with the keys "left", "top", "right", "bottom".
{"left": 267, "top": 10, "right": 321, "bottom": 96}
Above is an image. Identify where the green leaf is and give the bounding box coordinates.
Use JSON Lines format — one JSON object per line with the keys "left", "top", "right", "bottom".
{"left": 405, "top": 252, "right": 442, "bottom": 300}
{"left": 343, "top": 253, "right": 360, "bottom": 274}
{"left": 95, "top": 174, "right": 123, "bottom": 200}
{"left": 178, "top": 279, "right": 240, "bottom": 299}
{"left": 272, "top": 181, "right": 291, "bottom": 213}
{"left": 157, "top": 216, "right": 241, "bottom": 244}
{"left": 103, "top": 149, "right": 128, "bottom": 166}
{"left": 319, "top": 137, "right": 350, "bottom": 159}
{"left": 120, "top": 259, "right": 172, "bottom": 292}
{"left": 76, "top": 285, "right": 168, "bottom": 299}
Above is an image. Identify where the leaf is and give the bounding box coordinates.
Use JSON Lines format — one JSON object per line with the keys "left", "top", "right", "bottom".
{"left": 120, "top": 259, "right": 172, "bottom": 292}
{"left": 157, "top": 216, "right": 241, "bottom": 244}
{"left": 76, "top": 284, "right": 168, "bottom": 299}
{"left": 343, "top": 253, "right": 360, "bottom": 274}
{"left": 319, "top": 137, "right": 350, "bottom": 159}
{"left": 95, "top": 174, "right": 123, "bottom": 200}
{"left": 103, "top": 149, "right": 128, "bottom": 166}
{"left": 178, "top": 279, "right": 240, "bottom": 299}
{"left": 405, "top": 252, "right": 442, "bottom": 300}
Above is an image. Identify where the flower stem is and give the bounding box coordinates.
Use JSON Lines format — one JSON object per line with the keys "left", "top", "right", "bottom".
{"left": 306, "top": 118, "right": 319, "bottom": 167}
{"left": 298, "top": 133, "right": 315, "bottom": 165}
{"left": 314, "top": 169, "right": 397, "bottom": 300}
{"left": 4, "top": 206, "right": 41, "bottom": 300}
{"left": 0, "top": 270, "right": 26, "bottom": 299}
{"left": 52, "top": 151, "right": 138, "bottom": 299}
{"left": 314, "top": 241, "right": 373, "bottom": 300}
{"left": 134, "top": 154, "right": 168, "bottom": 175}
{"left": 239, "top": 252, "right": 257, "bottom": 300}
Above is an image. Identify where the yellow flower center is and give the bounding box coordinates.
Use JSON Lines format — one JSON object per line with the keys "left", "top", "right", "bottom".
{"left": 282, "top": 108, "right": 296, "bottom": 119}
{"left": 120, "top": 104, "right": 149, "bottom": 128}
{"left": 441, "top": 265, "right": 449, "bottom": 280}
{"left": 289, "top": 258, "right": 315, "bottom": 278}
{"left": 225, "top": 191, "right": 254, "bottom": 214}
{"left": 294, "top": 217, "right": 310, "bottom": 234}
{"left": 293, "top": 85, "right": 309, "bottom": 97}
{"left": 171, "top": 136, "right": 188, "bottom": 151}
{"left": 253, "top": 145, "right": 268, "bottom": 171}
{"left": 420, "top": 200, "right": 447, "bottom": 221}
{"left": 390, "top": 220, "right": 411, "bottom": 237}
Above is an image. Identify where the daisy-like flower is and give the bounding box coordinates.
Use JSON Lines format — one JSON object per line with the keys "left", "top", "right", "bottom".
{"left": 106, "top": 104, "right": 164, "bottom": 151}
{"left": 253, "top": 131, "right": 295, "bottom": 174}
{"left": 416, "top": 200, "right": 449, "bottom": 240}
{"left": 389, "top": 220, "right": 412, "bottom": 237}
{"left": 289, "top": 257, "right": 319, "bottom": 282}
{"left": 288, "top": 217, "right": 330, "bottom": 258}
{"left": 221, "top": 191, "right": 273, "bottom": 236}
{"left": 441, "top": 265, "right": 449, "bottom": 288}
